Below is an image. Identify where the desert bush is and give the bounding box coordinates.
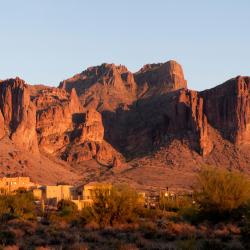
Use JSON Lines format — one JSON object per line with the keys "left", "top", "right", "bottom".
{"left": 178, "top": 206, "right": 200, "bottom": 224}
{"left": 0, "top": 230, "right": 16, "bottom": 245}
{"left": 159, "top": 194, "right": 202, "bottom": 224}
{"left": 160, "top": 195, "right": 192, "bottom": 212}
{"left": 0, "top": 192, "right": 36, "bottom": 221}
{"left": 237, "top": 199, "right": 250, "bottom": 245}
{"left": 139, "top": 221, "right": 159, "bottom": 239}
{"left": 194, "top": 167, "right": 250, "bottom": 219}
{"left": 199, "top": 239, "right": 226, "bottom": 250}
{"left": 240, "top": 217, "right": 250, "bottom": 244}
{"left": 0, "top": 196, "right": 13, "bottom": 221}
{"left": 46, "top": 199, "right": 79, "bottom": 226}
{"left": 135, "top": 206, "right": 166, "bottom": 221}
{"left": 82, "top": 184, "right": 139, "bottom": 228}
{"left": 57, "top": 199, "right": 78, "bottom": 217}
{"left": 176, "top": 238, "right": 197, "bottom": 250}
{"left": 165, "top": 222, "right": 197, "bottom": 240}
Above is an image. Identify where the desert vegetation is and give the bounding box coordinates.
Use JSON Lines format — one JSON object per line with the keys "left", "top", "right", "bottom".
{"left": 1, "top": 167, "right": 250, "bottom": 249}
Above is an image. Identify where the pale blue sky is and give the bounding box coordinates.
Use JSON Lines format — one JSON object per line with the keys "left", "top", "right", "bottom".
{"left": 0, "top": 0, "right": 249, "bottom": 90}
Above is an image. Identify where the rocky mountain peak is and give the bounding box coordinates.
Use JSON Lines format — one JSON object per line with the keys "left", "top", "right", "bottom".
{"left": 1, "top": 61, "right": 249, "bottom": 190}
{"left": 135, "top": 60, "right": 187, "bottom": 98}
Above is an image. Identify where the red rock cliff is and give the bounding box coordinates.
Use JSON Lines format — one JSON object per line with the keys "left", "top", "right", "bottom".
{"left": 59, "top": 63, "right": 137, "bottom": 111}
{"left": 0, "top": 77, "right": 39, "bottom": 153}
{"left": 135, "top": 60, "right": 187, "bottom": 98}
{"left": 0, "top": 109, "right": 5, "bottom": 139}
{"left": 201, "top": 76, "right": 250, "bottom": 146}
{"left": 35, "top": 87, "right": 83, "bottom": 154}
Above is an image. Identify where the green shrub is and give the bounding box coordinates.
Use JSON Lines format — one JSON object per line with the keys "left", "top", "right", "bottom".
{"left": 176, "top": 238, "right": 197, "bottom": 250}
{"left": 135, "top": 206, "right": 165, "bottom": 220}
{"left": 0, "top": 192, "right": 36, "bottom": 221}
{"left": 194, "top": 167, "right": 250, "bottom": 219}
{"left": 179, "top": 206, "right": 200, "bottom": 224}
{"left": 160, "top": 195, "right": 193, "bottom": 212}
{"left": 84, "top": 184, "right": 139, "bottom": 228}
{"left": 57, "top": 199, "right": 78, "bottom": 217}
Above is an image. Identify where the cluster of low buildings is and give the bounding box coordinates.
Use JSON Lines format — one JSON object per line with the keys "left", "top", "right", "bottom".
{"left": 0, "top": 176, "right": 37, "bottom": 193}
{"left": 0, "top": 176, "right": 177, "bottom": 210}
{"left": 0, "top": 176, "right": 112, "bottom": 210}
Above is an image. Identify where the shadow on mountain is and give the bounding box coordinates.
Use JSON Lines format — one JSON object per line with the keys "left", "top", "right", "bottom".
{"left": 102, "top": 90, "right": 203, "bottom": 161}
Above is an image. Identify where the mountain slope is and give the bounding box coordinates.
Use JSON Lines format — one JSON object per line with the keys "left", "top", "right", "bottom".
{"left": 0, "top": 60, "right": 249, "bottom": 190}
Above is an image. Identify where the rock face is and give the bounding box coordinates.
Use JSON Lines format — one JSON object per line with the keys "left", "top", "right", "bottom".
{"left": 58, "top": 61, "right": 249, "bottom": 163}
{"left": 176, "top": 89, "right": 212, "bottom": 156}
{"left": 0, "top": 60, "right": 249, "bottom": 190}
{"left": 79, "top": 109, "right": 104, "bottom": 143}
{"left": 102, "top": 88, "right": 213, "bottom": 159}
{"left": 59, "top": 61, "right": 187, "bottom": 112}
{"left": 35, "top": 87, "right": 83, "bottom": 154}
{"left": 135, "top": 60, "right": 187, "bottom": 98}
{"left": 201, "top": 76, "right": 250, "bottom": 146}
{"left": 33, "top": 86, "right": 121, "bottom": 166}
{"left": 0, "top": 77, "right": 122, "bottom": 166}
{"left": 59, "top": 63, "right": 137, "bottom": 111}
{"left": 0, "top": 78, "right": 39, "bottom": 153}
{"left": 62, "top": 108, "right": 123, "bottom": 167}
{"left": 0, "top": 109, "right": 5, "bottom": 139}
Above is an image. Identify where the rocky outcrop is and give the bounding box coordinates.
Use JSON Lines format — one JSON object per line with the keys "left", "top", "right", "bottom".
{"left": 135, "top": 60, "right": 187, "bottom": 98}
{"left": 0, "top": 109, "right": 5, "bottom": 139}
{"left": 103, "top": 87, "right": 213, "bottom": 158}
{"left": 59, "top": 60, "right": 187, "bottom": 111}
{"left": 59, "top": 63, "right": 137, "bottom": 111}
{"left": 64, "top": 140, "right": 122, "bottom": 167}
{"left": 177, "top": 90, "right": 212, "bottom": 155}
{"left": 62, "top": 108, "right": 123, "bottom": 167}
{"left": 201, "top": 76, "right": 250, "bottom": 146}
{"left": 79, "top": 109, "right": 104, "bottom": 143}
{"left": 0, "top": 78, "right": 39, "bottom": 153}
{"left": 33, "top": 86, "right": 122, "bottom": 166}
{"left": 35, "top": 87, "right": 83, "bottom": 154}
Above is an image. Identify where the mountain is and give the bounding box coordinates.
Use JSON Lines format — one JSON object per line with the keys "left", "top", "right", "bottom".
{"left": 0, "top": 60, "right": 249, "bottom": 191}
{"left": 59, "top": 63, "right": 137, "bottom": 111}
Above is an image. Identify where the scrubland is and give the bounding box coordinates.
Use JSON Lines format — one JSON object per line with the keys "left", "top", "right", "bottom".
{"left": 1, "top": 167, "right": 250, "bottom": 250}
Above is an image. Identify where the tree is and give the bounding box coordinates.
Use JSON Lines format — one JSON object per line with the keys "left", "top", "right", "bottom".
{"left": 0, "top": 192, "right": 36, "bottom": 221}
{"left": 194, "top": 167, "right": 250, "bottom": 216}
{"left": 86, "top": 184, "right": 139, "bottom": 228}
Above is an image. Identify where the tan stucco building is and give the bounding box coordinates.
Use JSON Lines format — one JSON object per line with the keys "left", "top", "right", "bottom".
{"left": 0, "top": 176, "right": 36, "bottom": 193}
{"left": 33, "top": 185, "right": 75, "bottom": 202}
{"left": 83, "top": 182, "right": 112, "bottom": 200}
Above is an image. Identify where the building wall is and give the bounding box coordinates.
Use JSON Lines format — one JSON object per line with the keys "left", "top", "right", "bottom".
{"left": 45, "top": 185, "right": 73, "bottom": 201}
{"left": 33, "top": 188, "right": 43, "bottom": 200}
{"left": 0, "top": 177, "right": 36, "bottom": 193}
{"left": 71, "top": 199, "right": 93, "bottom": 210}
{"left": 83, "top": 182, "right": 112, "bottom": 200}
